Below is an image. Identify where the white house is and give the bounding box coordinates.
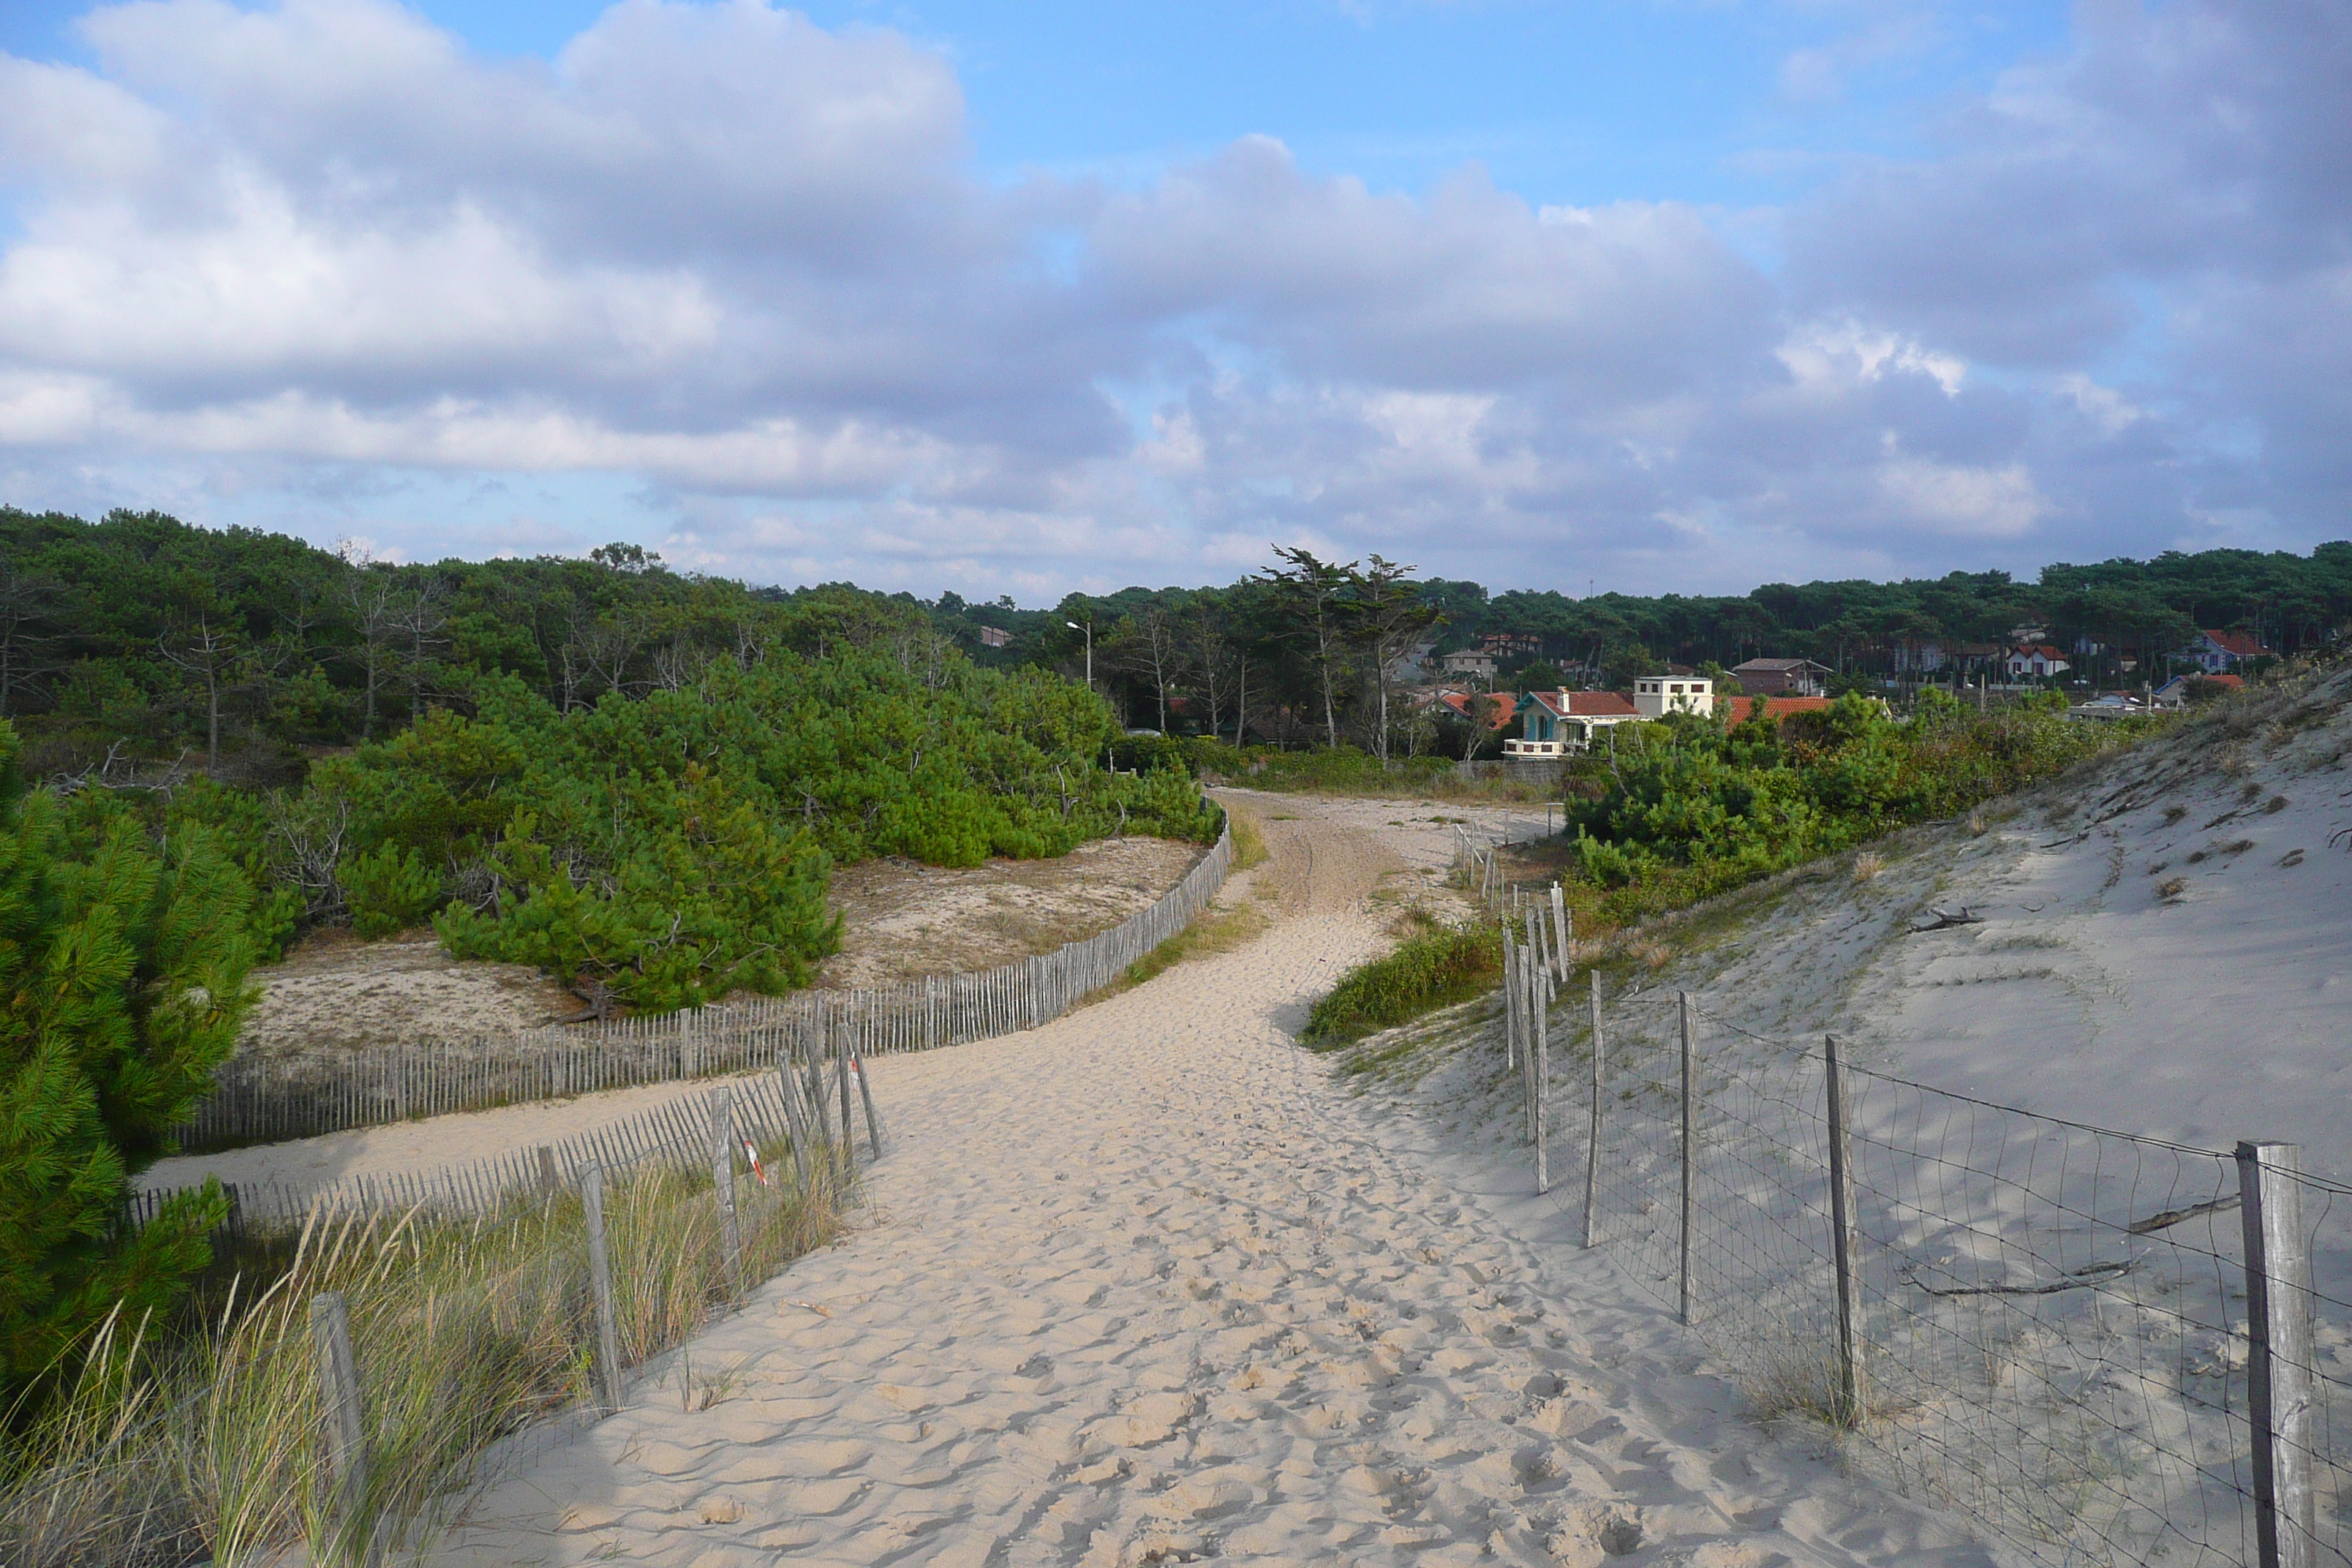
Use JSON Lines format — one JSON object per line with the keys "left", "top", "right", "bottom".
{"left": 1632, "top": 674, "right": 1716, "bottom": 719}
{"left": 2004, "top": 644, "right": 2070, "bottom": 680}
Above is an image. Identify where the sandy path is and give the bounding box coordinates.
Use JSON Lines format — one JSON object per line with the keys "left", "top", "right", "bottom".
{"left": 431, "top": 812, "right": 1989, "bottom": 1568}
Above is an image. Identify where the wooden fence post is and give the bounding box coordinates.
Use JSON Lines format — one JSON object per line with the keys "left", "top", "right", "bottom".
{"left": 1550, "top": 881, "right": 1569, "bottom": 980}
{"left": 1527, "top": 902, "right": 1546, "bottom": 1007}
{"left": 1531, "top": 951, "right": 1550, "bottom": 1194}
{"left": 2239, "top": 1139, "right": 2317, "bottom": 1568}
{"left": 1823, "top": 1036, "right": 1865, "bottom": 1427}
{"left": 1501, "top": 932, "right": 1519, "bottom": 1072}
{"left": 851, "top": 1051, "right": 884, "bottom": 1158}
{"left": 706, "top": 1088, "right": 742, "bottom": 1298}
{"left": 581, "top": 1164, "right": 625, "bottom": 1417}
{"left": 1524, "top": 930, "right": 1543, "bottom": 1143}
{"left": 776, "top": 1056, "right": 814, "bottom": 1193}
{"left": 834, "top": 1028, "right": 856, "bottom": 1180}
{"left": 1583, "top": 970, "right": 1602, "bottom": 1247}
{"left": 1678, "top": 991, "right": 1695, "bottom": 1328}
{"left": 310, "top": 1290, "right": 376, "bottom": 1567}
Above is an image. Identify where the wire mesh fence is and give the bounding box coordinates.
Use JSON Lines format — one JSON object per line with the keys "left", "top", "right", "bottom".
{"left": 1490, "top": 929, "right": 2348, "bottom": 1568}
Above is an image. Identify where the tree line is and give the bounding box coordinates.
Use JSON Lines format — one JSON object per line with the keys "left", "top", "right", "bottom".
{"left": 5, "top": 507, "right": 2349, "bottom": 775}
{"left": 950, "top": 542, "right": 2352, "bottom": 751}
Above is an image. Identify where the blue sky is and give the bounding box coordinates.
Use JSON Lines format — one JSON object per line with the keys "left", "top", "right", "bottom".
{"left": 1, "top": 1, "right": 2069, "bottom": 210}
{"left": 0, "top": 0, "right": 2342, "bottom": 601}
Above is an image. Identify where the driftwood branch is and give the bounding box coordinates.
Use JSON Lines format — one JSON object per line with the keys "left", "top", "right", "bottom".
{"left": 1905, "top": 1258, "right": 2132, "bottom": 1298}
{"left": 2126, "top": 1194, "right": 2240, "bottom": 1235}
{"left": 1909, "top": 905, "right": 1984, "bottom": 932}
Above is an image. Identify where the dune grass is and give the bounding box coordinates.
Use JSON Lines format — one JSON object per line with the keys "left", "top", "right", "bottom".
{"left": 0, "top": 1139, "right": 846, "bottom": 1568}
{"left": 1301, "top": 916, "right": 1503, "bottom": 1049}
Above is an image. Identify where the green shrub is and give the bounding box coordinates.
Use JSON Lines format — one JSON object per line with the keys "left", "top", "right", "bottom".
{"left": 0, "top": 721, "right": 258, "bottom": 1387}
{"left": 341, "top": 843, "right": 443, "bottom": 936}
{"left": 1559, "top": 694, "right": 2156, "bottom": 928}
{"left": 1123, "top": 764, "right": 1226, "bottom": 842}
{"left": 433, "top": 772, "right": 840, "bottom": 1012}
{"left": 1302, "top": 922, "right": 1501, "bottom": 1048}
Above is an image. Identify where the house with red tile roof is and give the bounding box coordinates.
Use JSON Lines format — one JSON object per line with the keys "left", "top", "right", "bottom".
{"left": 1434, "top": 690, "right": 1519, "bottom": 730}
{"left": 2004, "top": 644, "right": 2070, "bottom": 679}
{"left": 2155, "top": 671, "right": 2244, "bottom": 706}
{"left": 1504, "top": 690, "right": 1640, "bottom": 758}
{"left": 2182, "top": 628, "right": 2271, "bottom": 673}
{"left": 1722, "top": 694, "right": 1835, "bottom": 725}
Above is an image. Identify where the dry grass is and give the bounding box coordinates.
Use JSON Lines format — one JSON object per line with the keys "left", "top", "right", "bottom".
{"left": 1850, "top": 851, "right": 1885, "bottom": 883}
{"left": 1228, "top": 807, "right": 1270, "bottom": 871}
{"left": 1116, "top": 898, "right": 1273, "bottom": 992}
{"left": 1741, "top": 1333, "right": 1864, "bottom": 1431}
{"left": 0, "top": 1141, "right": 846, "bottom": 1568}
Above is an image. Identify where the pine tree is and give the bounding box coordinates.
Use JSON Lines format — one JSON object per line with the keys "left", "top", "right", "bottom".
{"left": 0, "top": 720, "right": 256, "bottom": 1384}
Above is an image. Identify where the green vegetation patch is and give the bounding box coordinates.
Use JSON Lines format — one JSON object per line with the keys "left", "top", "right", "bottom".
{"left": 1556, "top": 690, "right": 2157, "bottom": 930}
{"left": 1301, "top": 919, "right": 1501, "bottom": 1049}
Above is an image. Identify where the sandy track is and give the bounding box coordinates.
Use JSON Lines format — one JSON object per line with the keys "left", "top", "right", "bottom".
{"left": 431, "top": 807, "right": 1986, "bottom": 1568}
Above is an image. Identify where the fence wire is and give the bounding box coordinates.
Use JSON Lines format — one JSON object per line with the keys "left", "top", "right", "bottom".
{"left": 2274, "top": 1167, "right": 2352, "bottom": 1567}
{"left": 1531, "top": 983, "right": 2349, "bottom": 1568}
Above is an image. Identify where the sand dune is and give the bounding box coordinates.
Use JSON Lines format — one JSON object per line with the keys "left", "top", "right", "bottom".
{"left": 430, "top": 806, "right": 1989, "bottom": 1567}
{"left": 1609, "top": 666, "right": 2352, "bottom": 1182}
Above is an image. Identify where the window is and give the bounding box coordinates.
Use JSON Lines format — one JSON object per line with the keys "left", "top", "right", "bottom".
{"left": 1670, "top": 684, "right": 1684, "bottom": 694}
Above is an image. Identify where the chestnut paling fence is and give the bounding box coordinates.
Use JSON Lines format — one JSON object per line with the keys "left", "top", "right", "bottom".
{"left": 59, "top": 1054, "right": 878, "bottom": 1568}
{"left": 176, "top": 819, "right": 1232, "bottom": 1151}
{"left": 124, "top": 1027, "right": 878, "bottom": 1237}
{"left": 1484, "top": 890, "right": 2349, "bottom": 1568}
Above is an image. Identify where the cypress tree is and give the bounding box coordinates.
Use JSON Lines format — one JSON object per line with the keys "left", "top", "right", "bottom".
{"left": 0, "top": 720, "right": 255, "bottom": 1384}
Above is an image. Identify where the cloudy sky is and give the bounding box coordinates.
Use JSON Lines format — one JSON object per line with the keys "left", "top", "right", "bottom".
{"left": 0, "top": 0, "right": 2342, "bottom": 600}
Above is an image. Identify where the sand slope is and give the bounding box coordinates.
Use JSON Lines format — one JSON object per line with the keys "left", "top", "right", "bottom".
{"left": 431, "top": 807, "right": 1989, "bottom": 1568}
{"left": 1615, "top": 666, "right": 2352, "bottom": 1181}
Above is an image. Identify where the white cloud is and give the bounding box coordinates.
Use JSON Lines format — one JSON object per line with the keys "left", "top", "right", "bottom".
{"left": 1875, "top": 437, "right": 2048, "bottom": 538}
{"left": 2057, "top": 373, "right": 2143, "bottom": 434}
{"left": 0, "top": 0, "right": 2339, "bottom": 596}
{"left": 1778, "top": 320, "right": 1966, "bottom": 397}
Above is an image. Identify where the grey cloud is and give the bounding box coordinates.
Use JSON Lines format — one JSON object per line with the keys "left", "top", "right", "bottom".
{"left": 1090, "top": 137, "right": 1774, "bottom": 402}
{"left": 1788, "top": 1, "right": 2351, "bottom": 357}
{"left": 0, "top": 0, "right": 2340, "bottom": 595}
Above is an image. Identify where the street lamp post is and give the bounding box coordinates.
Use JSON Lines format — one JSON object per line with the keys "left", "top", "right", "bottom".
{"left": 1066, "top": 619, "right": 1092, "bottom": 689}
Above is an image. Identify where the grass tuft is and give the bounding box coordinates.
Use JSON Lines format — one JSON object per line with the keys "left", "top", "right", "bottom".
{"left": 0, "top": 1142, "right": 845, "bottom": 1568}
{"left": 1300, "top": 918, "right": 1501, "bottom": 1049}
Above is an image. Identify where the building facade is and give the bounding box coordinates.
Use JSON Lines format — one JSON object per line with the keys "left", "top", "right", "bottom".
{"left": 1632, "top": 674, "right": 1716, "bottom": 719}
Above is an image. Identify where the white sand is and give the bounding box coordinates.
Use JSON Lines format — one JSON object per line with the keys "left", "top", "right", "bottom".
{"left": 819, "top": 835, "right": 1209, "bottom": 990}
{"left": 1616, "top": 668, "right": 2352, "bottom": 1182}
{"left": 428, "top": 806, "right": 1990, "bottom": 1568}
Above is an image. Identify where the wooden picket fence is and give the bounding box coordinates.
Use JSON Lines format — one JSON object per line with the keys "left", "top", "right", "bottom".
{"left": 128, "top": 1006, "right": 894, "bottom": 1235}
{"left": 129, "top": 1069, "right": 807, "bottom": 1236}
{"left": 176, "top": 818, "right": 1235, "bottom": 1150}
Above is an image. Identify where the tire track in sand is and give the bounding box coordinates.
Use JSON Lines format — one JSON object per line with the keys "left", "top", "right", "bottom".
{"left": 432, "top": 811, "right": 1990, "bottom": 1568}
